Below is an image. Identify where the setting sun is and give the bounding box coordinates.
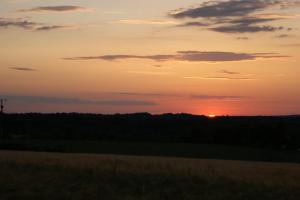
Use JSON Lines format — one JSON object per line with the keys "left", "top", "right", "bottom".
{"left": 208, "top": 114, "right": 216, "bottom": 118}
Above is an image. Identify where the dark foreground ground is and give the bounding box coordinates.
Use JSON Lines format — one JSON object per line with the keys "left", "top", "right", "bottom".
{"left": 1, "top": 113, "right": 300, "bottom": 163}
{"left": 1, "top": 140, "right": 300, "bottom": 163}
{"left": 1, "top": 114, "right": 300, "bottom": 199}
{"left": 2, "top": 113, "right": 300, "bottom": 151}
{"left": 1, "top": 150, "right": 300, "bottom": 200}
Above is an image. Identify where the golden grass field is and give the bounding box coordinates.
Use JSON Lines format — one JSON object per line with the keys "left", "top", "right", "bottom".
{"left": 1, "top": 150, "right": 300, "bottom": 187}
{"left": 1, "top": 150, "right": 300, "bottom": 200}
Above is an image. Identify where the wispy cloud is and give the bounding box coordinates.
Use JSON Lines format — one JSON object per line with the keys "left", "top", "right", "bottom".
{"left": 0, "top": 17, "right": 39, "bottom": 29}
{"left": 127, "top": 71, "right": 173, "bottom": 76}
{"left": 220, "top": 70, "right": 240, "bottom": 75}
{"left": 236, "top": 36, "right": 250, "bottom": 40}
{"left": 191, "top": 94, "right": 244, "bottom": 100}
{"left": 112, "top": 19, "right": 178, "bottom": 25}
{"left": 35, "top": 25, "right": 79, "bottom": 31}
{"left": 1, "top": 95, "right": 157, "bottom": 106}
{"left": 169, "top": 0, "right": 299, "bottom": 33}
{"left": 17, "top": 6, "right": 91, "bottom": 13}
{"left": 177, "top": 21, "right": 209, "bottom": 27}
{"left": 63, "top": 51, "right": 289, "bottom": 63}
{"left": 275, "top": 34, "right": 291, "bottom": 38}
{"left": 210, "top": 24, "right": 283, "bottom": 33}
{"left": 108, "top": 91, "right": 246, "bottom": 100}
{"left": 111, "top": 92, "right": 180, "bottom": 97}
{"left": 184, "top": 76, "right": 255, "bottom": 81}
{"left": 10, "top": 67, "right": 37, "bottom": 72}
{"left": 0, "top": 17, "right": 79, "bottom": 31}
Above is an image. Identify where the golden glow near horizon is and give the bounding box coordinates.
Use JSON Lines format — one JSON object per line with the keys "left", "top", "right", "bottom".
{"left": 0, "top": 0, "right": 300, "bottom": 115}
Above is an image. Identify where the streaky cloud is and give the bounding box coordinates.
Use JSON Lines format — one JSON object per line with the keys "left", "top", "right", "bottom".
{"left": 17, "top": 6, "right": 91, "bottom": 13}
{"left": 10, "top": 67, "right": 37, "bottom": 72}
{"left": 112, "top": 19, "right": 178, "bottom": 25}
{"left": 0, "top": 17, "right": 39, "bottom": 29}
{"left": 169, "top": 0, "right": 299, "bottom": 18}
{"left": 177, "top": 21, "right": 209, "bottom": 27}
{"left": 35, "top": 25, "right": 79, "bottom": 31}
{"left": 111, "top": 92, "right": 180, "bottom": 97}
{"left": 104, "top": 91, "right": 247, "bottom": 100}
{"left": 184, "top": 76, "right": 255, "bottom": 81}
{"left": 127, "top": 71, "right": 173, "bottom": 76}
{"left": 275, "top": 34, "right": 291, "bottom": 38}
{"left": 236, "top": 37, "right": 250, "bottom": 40}
{"left": 221, "top": 70, "right": 240, "bottom": 75}
{"left": 63, "top": 51, "right": 289, "bottom": 62}
{"left": 0, "top": 17, "right": 79, "bottom": 32}
{"left": 169, "top": 0, "right": 300, "bottom": 34}
{"left": 211, "top": 24, "right": 284, "bottom": 33}
{"left": 190, "top": 95, "right": 245, "bottom": 100}
{"left": 1, "top": 95, "right": 157, "bottom": 106}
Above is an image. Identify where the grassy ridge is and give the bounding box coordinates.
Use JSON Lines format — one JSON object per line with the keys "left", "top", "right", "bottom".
{"left": 0, "top": 151, "right": 300, "bottom": 200}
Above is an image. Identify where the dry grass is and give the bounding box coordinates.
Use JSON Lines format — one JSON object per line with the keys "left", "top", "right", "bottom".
{"left": 1, "top": 150, "right": 300, "bottom": 187}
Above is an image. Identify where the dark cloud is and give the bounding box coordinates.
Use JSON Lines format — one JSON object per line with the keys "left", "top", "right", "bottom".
{"left": 112, "top": 92, "right": 180, "bottom": 97}
{"left": 229, "top": 16, "right": 278, "bottom": 25}
{"left": 0, "top": 18, "right": 39, "bottom": 29}
{"left": 185, "top": 76, "right": 255, "bottom": 80}
{"left": 177, "top": 51, "right": 283, "bottom": 61}
{"left": 191, "top": 95, "right": 244, "bottom": 100}
{"left": 10, "top": 67, "right": 37, "bottom": 72}
{"left": 64, "top": 51, "right": 288, "bottom": 62}
{"left": 0, "top": 17, "right": 77, "bottom": 31}
{"left": 211, "top": 24, "right": 283, "bottom": 33}
{"left": 35, "top": 25, "right": 77, "bottom": 31}
{"left": 211, "top": 16, "right": 285, "bottom": 33}
{"left": 170, "top": 0, "right": 297, "bottom": 18}
{"left": 170, "top": 0, "right": 275, "bottom": 18}
{"left": 177, "top": 21, "right": 209, "bottom": 27}
{"left": 169, "top": 0, "right": 299, "bottom": 34}
{"left": 153, "top": 64, "right": 163, "bottom": 68}
{"left": 114, "top": 92, "right": 247, "bottom": 100}
{"left": 221, "top": 70, "right": 240, "bottom": 75}
{"left": 18, "top": 6, "right": 89, "bottom": 13}
{"left": 106, "top": 91, "right": 248, "bottom": 100}
{"left": 93, "top": 100, "right": 157, "bottom": 106}
{"left": 236, "top": 36, "right": 250, "bottom": 40}
{"left": 1, "top": 95, "right": 156, "bottom": 106}
{"left": 275, "top": 34, "right": 290, "bottom": 38}
{"left": 64, "top": 55, "right": 174, "bottom": 61}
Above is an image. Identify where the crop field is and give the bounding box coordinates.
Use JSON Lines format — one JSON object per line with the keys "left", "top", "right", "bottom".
{"left": 0, "top": 150, "right": 300, "bottom": 200}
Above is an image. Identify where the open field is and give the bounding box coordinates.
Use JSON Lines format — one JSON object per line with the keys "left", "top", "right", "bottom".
{"left": 0, "top": 150, "right": 300, "bottom": 200}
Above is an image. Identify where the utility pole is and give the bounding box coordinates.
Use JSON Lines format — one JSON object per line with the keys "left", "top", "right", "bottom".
{"left": 0, "top": 99, "right": 5, "bottom": 114}
{"left": 0, "top": 99, "right": 6, "bottom": 138}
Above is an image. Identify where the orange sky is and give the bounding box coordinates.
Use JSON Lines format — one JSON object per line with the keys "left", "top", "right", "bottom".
{"left": 1, "top": 0, "right": 300, "bottom": 115}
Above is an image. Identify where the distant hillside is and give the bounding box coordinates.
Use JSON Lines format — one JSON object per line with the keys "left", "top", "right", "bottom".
{"left": 1, "top": 113, "right": 300, "bottom": 150}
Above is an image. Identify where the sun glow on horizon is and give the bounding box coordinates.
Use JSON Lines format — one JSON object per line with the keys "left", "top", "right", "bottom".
{"left": 208, "top": 114, "right": 216, "bottom": 118}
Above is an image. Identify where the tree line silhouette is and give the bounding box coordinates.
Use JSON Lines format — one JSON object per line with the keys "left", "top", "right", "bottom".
{"left": 1, "top": 113, "right": 300, "bottom": 150}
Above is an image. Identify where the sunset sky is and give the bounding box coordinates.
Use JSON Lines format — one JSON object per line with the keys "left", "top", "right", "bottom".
{"left": 1, "top": 0, "right": 300, "bottom": 115}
